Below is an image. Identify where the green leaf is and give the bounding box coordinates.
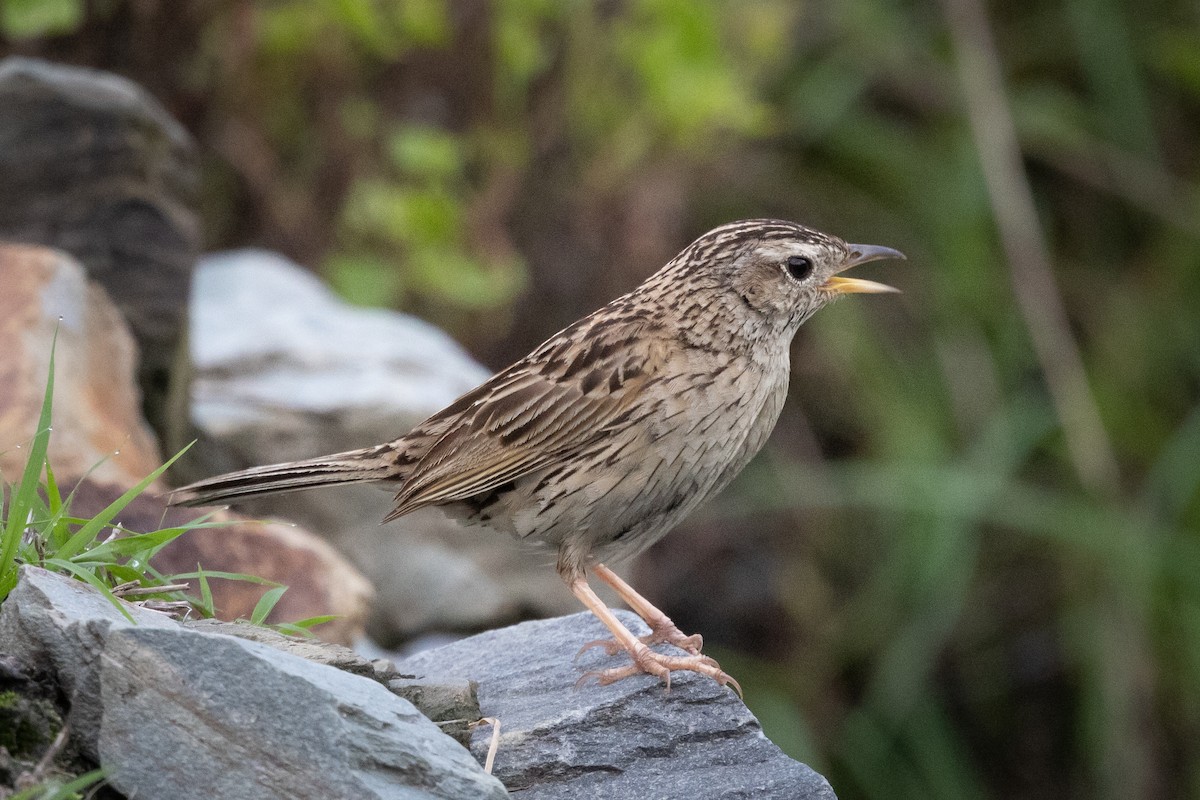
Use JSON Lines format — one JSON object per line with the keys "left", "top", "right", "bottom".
{"left": 54, "top": 443, "right": 193, "bottom": 561}
{"left": 10, "top": 767, "right": 108, "bottom": 800}
{"left": 72, "top": 527, "right": 190, "bottom": 565}
{"left": 285, "top": 614, "right": 338, "bottom": 630}
{"left": 44, "top": 460, "right": 62, "bottom": 516}
{"left": 387, "top": 126, "right": 464, "bottom": 180}
{"left": 408, "top": 248, "right": 527, "bottom": 310}
{"left": 1139, "top": 402, "right": 1200, "bottom": 522}
{"left": 169, "top": 569, "right": 281, "bottom": 586}
{"left": 1, "top": 335, "right": 57, "bottom": 598}
{"left": 103, "top": 564, "right": 151, "bottom": 586}
{"left": 42, "top": 461, "right": 73, "bottom": 551}
{"left": 250, "top": 585, "right": 289, "bottom": 625}
{"left": 197, "top": 568, "right": 215, "bottom": 617}
{"left": 272, "top": 614, "right": 338, "bottom": 637}
{"left": 326, "top": 253, "right": 404, "bottom": 308}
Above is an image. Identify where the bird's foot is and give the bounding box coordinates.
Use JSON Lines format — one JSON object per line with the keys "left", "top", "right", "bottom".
{"left": 576, "top": 620, "right": 704, "bottom": 658}
{"left": 577, "top": 642, "right": 741, "bottom": 697}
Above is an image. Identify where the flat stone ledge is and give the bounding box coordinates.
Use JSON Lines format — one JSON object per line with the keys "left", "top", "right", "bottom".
{"left": 401, "top": 611, "right": 837, "bottom": 799}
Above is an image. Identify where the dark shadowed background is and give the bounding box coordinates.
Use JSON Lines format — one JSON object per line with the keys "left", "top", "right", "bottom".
{"left": 3, "top": 1, "right": 1198, "bottom": 797}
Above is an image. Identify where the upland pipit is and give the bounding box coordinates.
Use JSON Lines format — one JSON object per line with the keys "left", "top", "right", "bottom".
{"left": 170, "top": 219, "right": 904, "bottom": 693}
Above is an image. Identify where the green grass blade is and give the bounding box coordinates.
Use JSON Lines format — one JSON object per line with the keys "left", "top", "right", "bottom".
{"left": 197, "top": 567, "right": 215, "bottom": 617}
{"left": 0, "top": 337, "right": 57, "bottom": 597}
{"left": 104, "top": 564, "right": 154, "bottom": 585}
{"left": 169, "top": 569, "right": 281, "bottom": 585}
{"left": 284, "top": 614, "right": 338, "bottom": 629}
{"left": 176, "top": 567, "right": 290, "bottom": 622}
{"left": 42, "top": 462, "right": 75, "bottom": 552}
{"left": 54, "top": 443, "right": 193, "bottom": 561}
{"left": 73, "top": 526, "right": 190, "bottom": 564}
{"left": 250, "top": 585, "right": 288, "bottom": 625}
{"left": 10, "top": 767, "right": 108, "bottom": 800}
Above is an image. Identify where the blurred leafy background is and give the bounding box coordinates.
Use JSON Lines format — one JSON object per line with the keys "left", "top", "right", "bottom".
{"left": 3, "top": 0, "right": 1199, "bottom": 797}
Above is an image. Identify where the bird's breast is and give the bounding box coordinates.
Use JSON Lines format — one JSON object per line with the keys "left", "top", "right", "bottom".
{"left": 459, "top": 346, "right": 792, "bottom": 561}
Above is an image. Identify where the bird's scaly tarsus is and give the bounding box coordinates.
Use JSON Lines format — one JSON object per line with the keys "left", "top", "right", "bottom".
{"left": 575, "top": 563, "right": 704, "bottom": 656}
{"left": 567, "top": 572, "right": 741, "bottom": 697}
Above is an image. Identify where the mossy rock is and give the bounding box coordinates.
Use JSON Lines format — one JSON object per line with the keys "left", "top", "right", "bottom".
{"left": 0, "top": 688, "right": 62, "bottom": 758}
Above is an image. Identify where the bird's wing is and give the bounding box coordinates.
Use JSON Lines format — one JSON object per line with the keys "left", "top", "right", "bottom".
{"left": 384, "top": 315, "right": 659, "bottom": 520}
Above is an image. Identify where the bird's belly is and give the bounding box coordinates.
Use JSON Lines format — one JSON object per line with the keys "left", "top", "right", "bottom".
{"left": 479, "top": 356, "right": 790, "bottom": 564}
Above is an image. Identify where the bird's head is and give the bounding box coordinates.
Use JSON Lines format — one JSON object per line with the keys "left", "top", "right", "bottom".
{"left": 688, "top": 219, "right": 903, "bottom": 329}
{"left": 720, "top": 219, "right": 902, "bottom": 321}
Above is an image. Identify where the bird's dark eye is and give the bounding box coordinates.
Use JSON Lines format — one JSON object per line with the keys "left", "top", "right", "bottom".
{"left": 785, "top": 255, "right": 813, "bottom": 281}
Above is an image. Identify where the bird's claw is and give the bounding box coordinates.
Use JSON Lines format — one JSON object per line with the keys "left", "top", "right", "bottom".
{"left": 576, "top": 644, "right": 741, "bottom": 697}
{"left": 575, "top": 621, "right": 704, "bottom": 660}
{"left": 576, "top": 637, "right": 625, "bottom": 659}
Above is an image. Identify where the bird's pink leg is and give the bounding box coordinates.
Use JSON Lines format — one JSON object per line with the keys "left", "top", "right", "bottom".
{"left": 578, "top": 563, "right": 704, "bottom": 655}
{"left": 566, "top": 571, "right": 740, "bottom": 695}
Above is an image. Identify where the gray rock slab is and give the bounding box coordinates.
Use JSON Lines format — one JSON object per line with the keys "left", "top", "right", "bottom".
{"left": 400, "top": 610, "right": 836, "bottom": 800}
{"left": 183, "top": 617, "right": 390, "bottom": 679}
{"left": 0, "top": 567, "right": 507, "bottom": 799}
{"left": 99, "top": 626, "right": 506, "bottom": 800}
{"left": 183, "top": 618, "right": 483, "bottom": 745}
{"left": 0, "top": 565, "right": 176, "bottom": 756}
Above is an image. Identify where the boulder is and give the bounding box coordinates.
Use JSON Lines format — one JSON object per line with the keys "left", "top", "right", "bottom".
{"left": 98, "top": 628, "right": 502, "bottom": 800}
{"left": 0, "top": 244, "right": 162, "bottom": 487}
{"left": 0, "top": 245, "right": 373, "bottom": 644}
{"left": 186, "top": 250, "right": 591, "bottom": 643}
{"left": 0, "top": 567, "right": 507, "bottom": 800}
{"left": 401, "top": 611, "right": 837, "bottom": 799}
{"left": 0, "top": 567, "right": 178, "bottom": 755}
{"left": 182, "top": 618, "right": 483, "bottom": 747}
{"left": 0, "top": 57, "right": 200, "bottom": 435}
{"left": 189, "top": 250, "right": 490, "bottom": 473}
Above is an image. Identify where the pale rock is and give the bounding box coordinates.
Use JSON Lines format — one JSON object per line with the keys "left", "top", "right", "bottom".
{"left": 0, "top": 244, "right": 162, "bottom": 487}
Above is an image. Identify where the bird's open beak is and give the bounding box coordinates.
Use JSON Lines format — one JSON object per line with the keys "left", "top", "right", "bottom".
{"left": 823, "top": 244, "right": 906, "bottom": 294}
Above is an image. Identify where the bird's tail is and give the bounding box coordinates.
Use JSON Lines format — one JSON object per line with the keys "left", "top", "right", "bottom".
{"left": 166, "top": 445, "right": 399, "bottom": 507}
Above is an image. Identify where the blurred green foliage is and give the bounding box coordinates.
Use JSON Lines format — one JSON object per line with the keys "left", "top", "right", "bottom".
{"left": 0, "top": 0, "right": 81, "bottom": 39}
{"left": 2, "top": 0, "right": 1199, "bottom": 798}
{"left": 332, "top": 124, "right": 526, "bottom": 311}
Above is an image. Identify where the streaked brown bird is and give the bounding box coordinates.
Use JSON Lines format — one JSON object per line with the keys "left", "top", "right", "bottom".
{"left": 169, "top": 219, "right": 903, "bottom": 692}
